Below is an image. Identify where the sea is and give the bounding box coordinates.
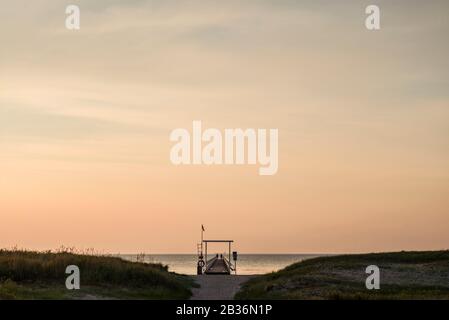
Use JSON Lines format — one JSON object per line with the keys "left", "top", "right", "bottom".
{"left": 119, "top": 254, "right": 326, "bottom": 275}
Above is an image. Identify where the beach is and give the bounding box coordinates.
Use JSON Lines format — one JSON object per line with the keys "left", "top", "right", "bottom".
{"left": 191, "top": 275, "right": 256, "bottom": 300}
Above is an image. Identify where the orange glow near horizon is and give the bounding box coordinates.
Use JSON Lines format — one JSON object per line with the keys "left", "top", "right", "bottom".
{"left": 1, "top": 1, "right": 448, "bottom": 253}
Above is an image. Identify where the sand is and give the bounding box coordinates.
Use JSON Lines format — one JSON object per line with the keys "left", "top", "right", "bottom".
{"left": 190, "top": 275, "right": 256, "bottom": 300}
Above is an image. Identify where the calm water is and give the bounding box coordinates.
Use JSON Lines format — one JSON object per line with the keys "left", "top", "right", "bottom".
{"left": 119, "top": 254, "right": 325, "bottom": 275}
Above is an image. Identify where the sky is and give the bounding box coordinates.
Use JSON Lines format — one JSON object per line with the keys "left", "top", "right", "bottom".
{"left": 1, "top": 0, "right": 448, "bottom": 253}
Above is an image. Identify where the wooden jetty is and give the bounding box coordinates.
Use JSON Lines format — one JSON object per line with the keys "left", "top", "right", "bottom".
{"left": 196, "top": 226, "right": 237, "bottom": 275}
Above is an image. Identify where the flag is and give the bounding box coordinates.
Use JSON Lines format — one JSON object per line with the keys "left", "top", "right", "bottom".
{"left": 201, "top": 224, "right": 205, "bottom": 231}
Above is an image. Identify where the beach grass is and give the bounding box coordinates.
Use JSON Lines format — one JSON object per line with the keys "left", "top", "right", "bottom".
{"left": 0, "top": 249, "right": 195, "bottom": 300}
{"left": 235, "top": 250, "right": 449, "bottom": 300}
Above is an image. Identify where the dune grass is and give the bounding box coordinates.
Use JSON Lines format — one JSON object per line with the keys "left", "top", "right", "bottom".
{"left": 235, "top": 250, "right": 449, "bottom": 300}
{"left": 0, "top": 249, "right": 195, "bottom": 300}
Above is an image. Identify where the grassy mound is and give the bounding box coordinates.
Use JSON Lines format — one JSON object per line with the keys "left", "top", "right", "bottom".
{"left": 0, "top": 249, "right": 194, "bottom": 300}
{"left": 236, "top": 250, "right": 449, "bottom": 300}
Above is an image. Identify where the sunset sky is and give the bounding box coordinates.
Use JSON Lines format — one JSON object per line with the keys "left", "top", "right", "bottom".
{"left": 1, "top": 0, "right": 448, "bottom": 253}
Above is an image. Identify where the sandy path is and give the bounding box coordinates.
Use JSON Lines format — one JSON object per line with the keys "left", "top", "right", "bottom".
{"left": 190, "top": 275, "right": 256, "bottom": 300}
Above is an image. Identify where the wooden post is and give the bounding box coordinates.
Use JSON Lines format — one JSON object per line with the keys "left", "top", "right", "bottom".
{"left": 228, "top": 242, "right": 231, "bottom": 267}
{"left": 200, "top": 225, "right": 204, "bottom": 257}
